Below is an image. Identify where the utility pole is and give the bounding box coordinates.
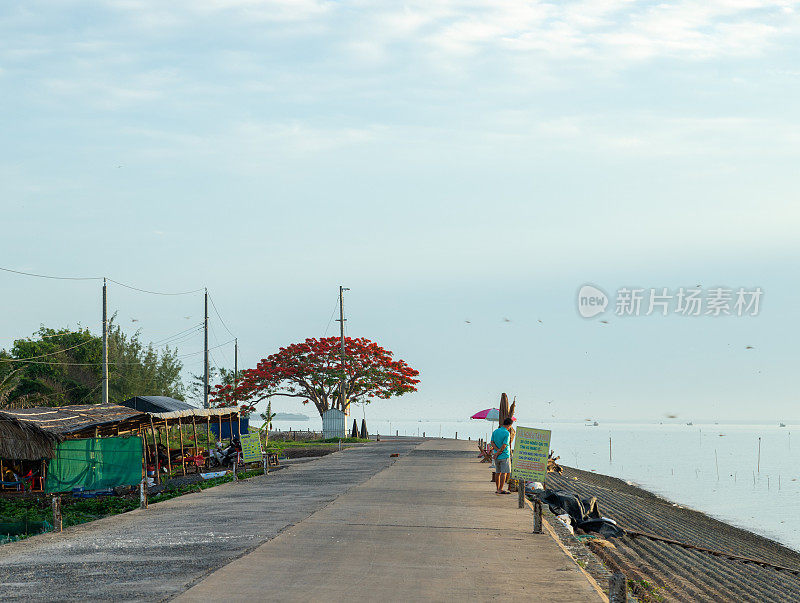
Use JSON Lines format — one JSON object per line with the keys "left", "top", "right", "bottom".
{"left": 337, "top": 286, "right": 350, "bottom": 413}
{"left": 102, "top": 278, "right": 108, "bottom": 405}
{"left": 234, "top": 338, "right": 238, "bottom": 406}
{"left": 204, "top": 288, "right": 209, "bottom": 409}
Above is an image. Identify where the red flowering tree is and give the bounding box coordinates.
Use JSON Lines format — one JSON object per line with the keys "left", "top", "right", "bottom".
{"left": 210, "top": 337, "right": 420, "bottom": 418}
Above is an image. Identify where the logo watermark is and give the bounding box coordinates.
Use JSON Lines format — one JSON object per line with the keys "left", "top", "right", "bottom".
{"left": 577, "top": 285, "right": 762, "bottom": 318}
{"left": 577, "top": 284, "right": 609, "bottom": 318}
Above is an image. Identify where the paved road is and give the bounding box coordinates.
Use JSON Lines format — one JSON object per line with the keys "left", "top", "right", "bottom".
{"left": 178, "top": 440, "right": 603, "bottom": 602}
{"left": 0, "top": 441, "right": 421, "bottom": 601}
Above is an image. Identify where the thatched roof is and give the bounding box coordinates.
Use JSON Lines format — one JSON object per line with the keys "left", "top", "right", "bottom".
{"left": 1, "top": 404, "right": 149, "bottom": 438}
{"left": 0, "top": 412, "right": 63, "bottom": 460}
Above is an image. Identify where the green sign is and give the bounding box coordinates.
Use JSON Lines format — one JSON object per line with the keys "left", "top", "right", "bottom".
{"left": 240, "top": 432, "right": 262, "bottom": 463}
{"left": 511, "top": 426, "right": 551, "bottom": 483}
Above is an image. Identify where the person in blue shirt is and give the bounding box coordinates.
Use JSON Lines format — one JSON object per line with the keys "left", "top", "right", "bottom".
{"left": 491, "top": 418, "right": 513, "bottom": 494}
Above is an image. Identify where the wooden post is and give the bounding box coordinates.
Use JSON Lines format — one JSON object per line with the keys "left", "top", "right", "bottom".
{"left": 149, "top": 417, "right": 160, "bottom": 485}
{"left": 455, "top": 432, "right": 457, "bottom": 440}
{"left": 237, "top": 413, "right": 242, "bottom": 438}
{"left": 191, "top": 415, "right": 199, "bottom": 457}
{"left": 206, "top": 416, "right": 212, "bottom": 468}
{"left": 178, "top": 417, "right": 186, "bottom": 476}
{"left": 609, "top": 573, "right": 627, "bottom": 602}
{"left": 164, "top": 420, "right": 172, "bottom": 477}
{"left": 233, "top": 460, "right": 238, "bottom": 481}
{"left": 218, "top": 414, "right": 223, "bottom": 444}
{"left": 518, "top": 480, "right": 525, "bottom": 508}
{"left": 533, "top": 498, "right": 543, "bottom": 534}
{"left": 51, "top": 496, "right": 62, "bottom": 532}
{"left": 140, "top": 479, "right": 148, "bottom": 509}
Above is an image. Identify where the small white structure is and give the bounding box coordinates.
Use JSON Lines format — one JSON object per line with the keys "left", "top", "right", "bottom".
{"left": 322, "top": 408, "right": 346, "bottom": 439}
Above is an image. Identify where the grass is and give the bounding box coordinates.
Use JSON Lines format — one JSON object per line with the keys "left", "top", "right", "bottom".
{"left": 0, "top": 467, "right": 268, "bottom": 542}
{"left": 627, "top": 578, "right": 666, "bottom": 603}
{"left": 263, "top": 437, "right": 369, "bottom": 451}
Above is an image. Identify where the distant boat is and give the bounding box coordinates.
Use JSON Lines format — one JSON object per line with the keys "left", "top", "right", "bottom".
{"left": 780, "top": 423, "right": 787, "bottom": 427}
{"left": 686, "top": 422, "right": 693, "bottom": 426}
{"left": 592, "top": 421, "right": 599, "bottom": 426}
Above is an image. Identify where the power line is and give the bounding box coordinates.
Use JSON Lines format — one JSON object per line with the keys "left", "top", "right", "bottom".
{"left": 0, "top": 265, "right": 204, "bottom": 296}
{"left": 0, "top": 339, "right": 95, "bottom": 363}
{"left": 177, "top": 339, "right": 235, "bottom": 359}
{"left": 150, "top": 324, "right": 204, "bottom": 346}
{"left": 106, "top": 278, "right": 204, "bottom": 296}
{"left": 207, "top": 294, "right": 235, "bottom": 338}
{"left": 0, "top": 266, "right": 99, "bottom": 281}
{"left": 323, "top": 294, "right": 338, "bottom": 336}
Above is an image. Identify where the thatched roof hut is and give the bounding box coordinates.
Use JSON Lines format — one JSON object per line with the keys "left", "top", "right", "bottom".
{"left": 1, "top": 404, "right": 149, "bottom": 438}
{"left": 0, "top": 412, "right": 63, "bottom": 460}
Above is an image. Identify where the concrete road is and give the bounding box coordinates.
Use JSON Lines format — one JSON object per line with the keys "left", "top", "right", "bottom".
{"left": 0, "top": 440, "right": 420, "bottom": 601}
{"left": 178, "top": 440, "right": 604, "bottom": 602}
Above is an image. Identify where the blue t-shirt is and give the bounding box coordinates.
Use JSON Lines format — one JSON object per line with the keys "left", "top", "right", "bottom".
{"left": 491, "top": 427, "right": 510, "bottom": 460}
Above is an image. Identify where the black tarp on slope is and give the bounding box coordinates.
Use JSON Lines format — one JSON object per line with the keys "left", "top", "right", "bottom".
{"left": 540, "top": 489, "right": 625, "bottom": 538}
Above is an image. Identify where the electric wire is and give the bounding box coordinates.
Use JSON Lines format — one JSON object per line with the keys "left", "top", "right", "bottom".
{"left": 0, "top": 266, "right": 99, "bottom": 281}
{"left": 177, "top": 339, "right": 235, "bottom": 359}
{"left": 0, "top": 339, "right": 95, "bottom": 363}
{"left": 0, "top": 264, "right": 203, "bottom": 296}
{"left": 106, "top": 278, "right": 204, "bottom": 296}
{"left": 207, "top": 294, "right": 235, "bottom": 338}
{"left": 323, "top": 295, "right": 338, "bottom": 337}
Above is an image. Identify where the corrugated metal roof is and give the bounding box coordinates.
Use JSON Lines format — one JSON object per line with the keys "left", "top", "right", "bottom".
{"left": 119, "top": 396, "right": 197, "bottom": 414}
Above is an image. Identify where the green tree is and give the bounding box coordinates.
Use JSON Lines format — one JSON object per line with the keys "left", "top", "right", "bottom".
{"left": 0, "top": 321, "right": 185, "bottom": 409}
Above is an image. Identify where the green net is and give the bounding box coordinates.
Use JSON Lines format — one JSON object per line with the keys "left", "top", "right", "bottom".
{"left": 45, "top": 436, "right": 142, "bottom": 493}
{"left": 0, "top": 518, "right": 51, "bottom": 538}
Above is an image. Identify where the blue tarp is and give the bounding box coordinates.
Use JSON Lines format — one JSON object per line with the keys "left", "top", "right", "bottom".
{"left": 210, "top": 416, "right": 248, "bottom": 440}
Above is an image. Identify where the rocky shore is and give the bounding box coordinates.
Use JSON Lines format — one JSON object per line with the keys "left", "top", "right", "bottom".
{"left": 544, "top": 466, "right": 800, "bottom": 602}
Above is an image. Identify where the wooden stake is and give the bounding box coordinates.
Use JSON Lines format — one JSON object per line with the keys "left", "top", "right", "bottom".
{"left": 140, "top": 479, "right": 148, "bottom": 509}
{"left": 518, "top": 480, "right": 525, "bottom": 508}
{"left": 533, "top": 498, "right": 542, "bottom": 534}
{"left": 51, "top": 496, "right": 62, "bottom": 532}
{"left": 609, "top": 573, "right": 627, "bottom": 602}
{"left": 758, "top": 436, "right": 761, "bottom": 475}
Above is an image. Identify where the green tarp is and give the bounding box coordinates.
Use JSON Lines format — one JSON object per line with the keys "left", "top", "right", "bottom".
{"left": 45, "top": 436, "right": 142, "bottom": 493}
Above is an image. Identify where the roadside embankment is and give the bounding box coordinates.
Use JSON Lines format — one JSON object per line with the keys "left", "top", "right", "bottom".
{"left": 544, "top": 466, "right": 800, "bottom": 602}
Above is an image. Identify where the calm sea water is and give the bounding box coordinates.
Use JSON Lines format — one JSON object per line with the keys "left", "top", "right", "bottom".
{"left": 268, "top": 418, "right": 800, "bottom": 551}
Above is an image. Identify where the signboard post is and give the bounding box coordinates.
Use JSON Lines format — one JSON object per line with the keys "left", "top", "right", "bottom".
{"left": 239, "top": 432, "right": 262, "bottom": 464}
{"left": 511, "top": 426, "right": 552, "bottom": 491}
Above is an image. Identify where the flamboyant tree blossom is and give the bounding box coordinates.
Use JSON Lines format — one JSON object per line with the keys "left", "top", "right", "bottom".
{"left": 210, "top": 336, "right": 420, "bottom": 418}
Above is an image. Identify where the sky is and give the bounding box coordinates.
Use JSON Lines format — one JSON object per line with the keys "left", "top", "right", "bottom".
{"left": 1, "top": 0, "right": 798, "bottom": 424}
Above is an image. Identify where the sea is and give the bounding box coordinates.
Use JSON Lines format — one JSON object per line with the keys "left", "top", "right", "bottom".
{"left": 266, "top": 418, "right": 800, "bottom": 552}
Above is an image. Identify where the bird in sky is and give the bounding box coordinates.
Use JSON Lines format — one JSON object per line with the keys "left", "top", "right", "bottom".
{"left": 131, "top": 318, "right": 139, "bottom": 323}
{"left": 745, "top": 345, "right": 755, "bottom": 350}
{"left": 537, "top": 319, "right": 543, "bottom": 324}
{"left": 600, "top": 320, "right": 609, "bottom": 324}
{"left": 464, "top": 320, "right": 471, "bottom": 324}
{"left": 503, "top": 317, "right": 511, "bottom": 323}
{"left": 184, "top": 316, "right": 192, "bottom": 320}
